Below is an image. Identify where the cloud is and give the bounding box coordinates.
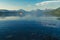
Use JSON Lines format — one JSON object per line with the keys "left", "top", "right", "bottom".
{"left": 35, "top": 1, "right": 60, "bottom": 6}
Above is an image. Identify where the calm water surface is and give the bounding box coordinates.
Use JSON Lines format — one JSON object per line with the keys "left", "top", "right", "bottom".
{"left": 0, "top": 16, "right": 60, "bottom": 40}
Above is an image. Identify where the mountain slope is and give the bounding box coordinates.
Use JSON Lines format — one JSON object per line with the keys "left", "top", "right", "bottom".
{"left": 46, "top": 8, "right": 60, "bottom": 17}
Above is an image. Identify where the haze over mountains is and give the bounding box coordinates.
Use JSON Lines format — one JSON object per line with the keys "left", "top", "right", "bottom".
{"left": 0, "top": 7, "right": 60, "bottom": 17}
{"left": 0, "top": 9, "right": 53, "bottom": 17}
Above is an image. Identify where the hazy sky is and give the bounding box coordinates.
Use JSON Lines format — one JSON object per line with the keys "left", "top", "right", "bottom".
{"left": 0, "top": 0, "right": 60, "bottom": 10}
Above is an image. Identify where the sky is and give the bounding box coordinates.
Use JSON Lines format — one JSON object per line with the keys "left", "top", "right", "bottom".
{"left": 0, "top": 0, "right": 60, "bottom": 10}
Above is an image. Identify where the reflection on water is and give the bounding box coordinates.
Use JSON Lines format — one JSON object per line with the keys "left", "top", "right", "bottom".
{"left": 0, "top": 16, "right": 60, "bottom": 40}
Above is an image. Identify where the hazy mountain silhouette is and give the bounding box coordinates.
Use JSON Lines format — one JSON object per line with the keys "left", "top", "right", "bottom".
{"left": 0, "top": 9, "right": 53, "bottom": 17}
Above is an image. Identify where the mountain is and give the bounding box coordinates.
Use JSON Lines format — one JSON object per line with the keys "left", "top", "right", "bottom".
{"left": 15, "top": 9, "right": 53, "bottom": 17}
{"left": 17, "top": 9, "right": 30, "bottom": 16}
{"left": 45, "top": 8, "right": 60, "bottom": 17}
{"left": 0, "top": 9, "right": 53, "bottom": 17}
{"left": 0, "top": 10, "right": 17, "bottom": 17}
{"left": 30, "top": 9, "right": 44, "bottom": 16}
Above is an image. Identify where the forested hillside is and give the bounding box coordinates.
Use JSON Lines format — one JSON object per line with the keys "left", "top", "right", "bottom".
{"left": 46, "top": 8, "right": 60, "bottom": 17}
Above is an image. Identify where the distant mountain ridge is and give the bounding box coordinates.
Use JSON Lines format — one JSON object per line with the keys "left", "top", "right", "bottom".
{"left": 0, "top": 9, "right": 53, "bottom": 17}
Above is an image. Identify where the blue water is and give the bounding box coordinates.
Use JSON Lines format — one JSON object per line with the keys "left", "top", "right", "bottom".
{"left": 0, "top": 20, "right": 59, "bottom": 40}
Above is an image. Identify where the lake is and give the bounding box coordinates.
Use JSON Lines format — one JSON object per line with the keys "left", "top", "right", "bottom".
{"left": 0, "top": 16, "right": 60, "bottom": 40}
